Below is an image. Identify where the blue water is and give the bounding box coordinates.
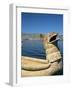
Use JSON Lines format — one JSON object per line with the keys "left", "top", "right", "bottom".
{"left": 22, "top": 40, "right": 63, "bottom": 59}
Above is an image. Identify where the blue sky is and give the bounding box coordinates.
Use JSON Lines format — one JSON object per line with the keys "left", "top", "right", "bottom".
{"left": 21, "top": 12, "right": 63, "bottom": 34}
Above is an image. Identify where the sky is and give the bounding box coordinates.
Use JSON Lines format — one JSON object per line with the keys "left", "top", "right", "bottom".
{"left": 21, "top": 12, "right": 63, "bottom": 34}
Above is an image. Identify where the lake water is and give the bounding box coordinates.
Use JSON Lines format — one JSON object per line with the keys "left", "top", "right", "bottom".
{"left": 22, "top": 40, "right": 63, "bottom": 59}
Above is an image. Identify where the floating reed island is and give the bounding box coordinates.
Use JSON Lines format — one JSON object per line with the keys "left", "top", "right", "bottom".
{"left": 21, "top": 32, "right": 63, "bottom": 77}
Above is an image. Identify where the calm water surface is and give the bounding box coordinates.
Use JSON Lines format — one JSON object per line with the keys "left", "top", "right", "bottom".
{"left": 22, "top": 40, "right": 63, "bottom": 59}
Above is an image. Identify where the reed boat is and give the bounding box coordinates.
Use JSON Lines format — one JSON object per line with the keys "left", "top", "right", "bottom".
{"left": 21, "top": 32, "right": 62, "bottom": 77}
